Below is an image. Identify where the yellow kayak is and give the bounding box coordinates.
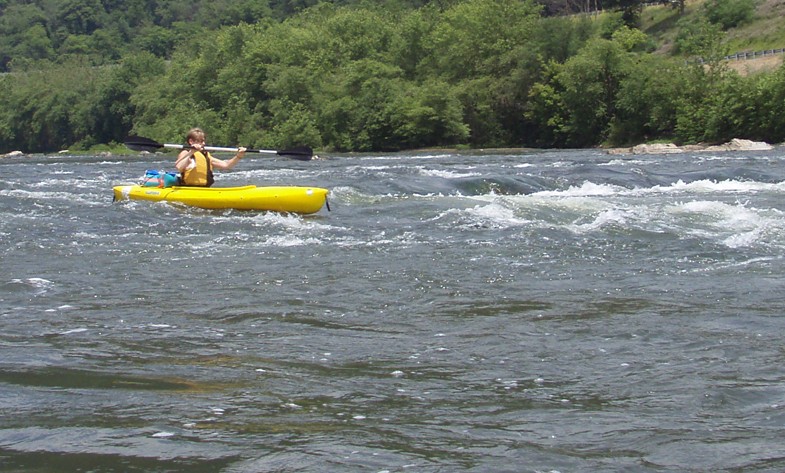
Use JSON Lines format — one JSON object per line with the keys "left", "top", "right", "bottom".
{"left": 113, "top": 185, "right": 329, "bottom": 214}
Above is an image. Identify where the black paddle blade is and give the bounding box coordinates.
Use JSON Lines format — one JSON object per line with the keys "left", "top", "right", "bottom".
{"left": 125, "top": 135, "right": 165, "bottom": 152}
{"left": 277, "top": 146, "right": 314, "bottom": 161}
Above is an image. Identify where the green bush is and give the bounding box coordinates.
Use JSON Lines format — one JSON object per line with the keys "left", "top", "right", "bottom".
{"left": 704, "top": 0, "right": 755, "bottom": 30}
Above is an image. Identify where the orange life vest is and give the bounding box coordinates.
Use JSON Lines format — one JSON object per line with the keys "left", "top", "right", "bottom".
{"left": 181, "top": 150, "right": 214, "bottom": 187}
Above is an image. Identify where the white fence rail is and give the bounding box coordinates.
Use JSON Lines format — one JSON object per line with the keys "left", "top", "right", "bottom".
{"left": 725, "top": 48, "right": 785, "bottom": 61}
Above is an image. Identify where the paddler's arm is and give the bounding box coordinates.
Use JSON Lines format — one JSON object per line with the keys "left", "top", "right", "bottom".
{"left": 210, "top": 147, "right": 246, "bottom": 170}
{"left": 175, "top": 148, "right": 195, "bottom": 172}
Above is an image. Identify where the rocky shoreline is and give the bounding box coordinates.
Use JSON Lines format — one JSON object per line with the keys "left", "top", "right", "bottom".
{"left": 607, "top": 138, "right": 776, "bottom": 155}
{"left": 1, "top": 138, "right": 780, "bottom": 158}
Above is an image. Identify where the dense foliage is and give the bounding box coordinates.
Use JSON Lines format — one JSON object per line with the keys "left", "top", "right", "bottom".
{"left": 0, "top": 0, "right": 783, "bottom": 153}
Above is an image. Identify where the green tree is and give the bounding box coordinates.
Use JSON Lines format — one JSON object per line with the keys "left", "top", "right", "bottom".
{"left": 269, "top": 101, "right": 322, "bottom": 149}
{"left": 525, "top": 61, "right": 569, "bottom": 147}
{"left": 56, "top": 0, "right": 106, "bottom": 35}
{"left": 91, "top": 52, "right": 166, "bottom": 145}
{"left": 314, "top": 59, "right": 404, "bottom": 151}
{"left": 387, "top": 7, "right": 436, "bottom": 79}
{"left": 556, "top": 38, "right": 630, "bottom": 147}
{"left": 0, "top": 4, "right": 51, "bottom": 70}
{"left": 424, "top": 0, "right": 541, "bottom": 81}
{"left": 674, "top": 16, "right": 727, "bottom": 61}
{"left": 533, "top": 15, "right": 596, "bottom": 64}
{"left": 131, "top": 25, "right": 179, "bottom": 58}
{"left": 672, "top": 16, "right": 731, "bottom": 143}
{"left": 0, "top": 58, "right": 110, "bottom": 152}
{"left": 195, "top": 0, "right": 272, "bottom": 28}
{"left": 128, "top": 24, "right": 262, "bottom": 145}
{"left": 390, "top": 79, "right": 468, "bottom": 149}
{"left": 704, "top": 0, "right": 755, "bottom": 30}
{"left": 602, "top": 0, "right": 645, "bottom": 28}
{"left": 609, "top": 54, "right": 687, "bottom": 144}
{"left": 15, "top": 24, "right": 55, "bottom": 62}
{"left": 749, "top": 65, "right": 785, "bottom": 143}
{"left": 423, "top": 0, "right": 542, "bottom": 146}
{"left": 0, "top": 4, "right": 48, "bottom": 37}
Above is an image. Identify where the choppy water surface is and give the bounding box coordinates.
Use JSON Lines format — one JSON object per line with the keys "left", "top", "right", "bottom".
{"left": 2, "top": 148, "right": 785, "bottom": 472}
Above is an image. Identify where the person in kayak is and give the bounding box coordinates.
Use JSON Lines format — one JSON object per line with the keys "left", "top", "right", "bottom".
{"left": 175, "top": 128, "right": 246, "bottom": 187}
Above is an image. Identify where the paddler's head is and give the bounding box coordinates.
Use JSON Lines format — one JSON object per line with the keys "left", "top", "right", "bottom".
{"left": 186, "top": 128, "right": 206, "bottom": 147}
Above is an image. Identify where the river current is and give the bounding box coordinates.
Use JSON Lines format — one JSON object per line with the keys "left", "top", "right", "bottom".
{"left": 1, "top": 147, "right": 785, "bottom": 472}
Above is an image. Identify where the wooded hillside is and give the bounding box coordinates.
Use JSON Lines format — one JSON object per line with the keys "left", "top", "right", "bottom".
{"left": 0, "top": 0, "right": 677, "bottom": 73}
{"left": 1, "top": 0, "right": 783, "bottom": 153}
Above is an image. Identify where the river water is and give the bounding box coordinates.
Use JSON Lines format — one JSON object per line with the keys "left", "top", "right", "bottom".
{"left": 1, "top": 147, "right": 785, "bottom": 472}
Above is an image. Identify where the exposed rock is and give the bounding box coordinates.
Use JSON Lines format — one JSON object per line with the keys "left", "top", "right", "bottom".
{"left": 608, "top": 143, "right": 702, "bottom": 155}
{"left": 2, "top": 150, "right": 24, "bottom": 158}
{"left": 607, "top": 139, "right": 773, "bottom": 155}
{"left": 632, "top": 143, "right": 683, "bottom": 154}
{"left": 703, "top": 138, "right": 773, "bottom": 152}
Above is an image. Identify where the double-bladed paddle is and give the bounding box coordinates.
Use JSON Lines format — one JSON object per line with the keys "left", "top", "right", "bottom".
{"left": 124, "top": 135, "right": 314, "bottom": 161}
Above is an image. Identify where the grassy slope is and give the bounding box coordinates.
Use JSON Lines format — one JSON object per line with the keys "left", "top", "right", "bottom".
{"left": 641, "top": 0, "right": 785, "bottom": 57}
{"left": 724, "top": 0, "right": 785, "bottom": 52}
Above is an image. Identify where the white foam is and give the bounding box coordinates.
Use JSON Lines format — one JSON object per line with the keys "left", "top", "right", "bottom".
{"left": 567, "top": 208, "right": 631, "bottom": 233}
{"left": 436, "top": 203, "right": 530, "bottom": 230}
{"left": 231, "top": 168, "right": 302, "bottom": 180}
{"left": 0, "top": 189, "right": 98, "bottom": 206}
{"left": 647, "top": 179, "right": 785, "bottom": 195}
{"left": 265, "top": 235, "right": 322, "bottom": 247}
{"left": 526, "top": 179, "right": 785, "bottom": 200}
{"left": 9, "top": 278, "right": 55, "bottom": 295}
{"left": 532, "top": 181, "right": 626, "bottom": 198}
{"left": 666, "top": 200, "right": 783, "bottom": 247}
{"left": 358, "top": 153, "right": 453, "bottom": 161}
{"left": 667, "top": 201, "right": 765, "bottom": 230}
{"left": 723, "top": 230, "right": 761, "bottom": 248}
{"left": 598, "top": 159, "right": 648, "bottom": 166}
{"left": 60, "top": 328, "right": 88, "bottom": 335}
{"left": 436, "top": 178, "right": 785, "bottom": 250}
{"left": 419, "top": 168, "right": 481, "bottom": 179}
{"left": 21, "top": 277, "right": 54, "bottom": 287}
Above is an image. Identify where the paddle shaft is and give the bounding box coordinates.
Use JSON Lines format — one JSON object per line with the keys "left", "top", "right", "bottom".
{"left": 163, "top": 143, "right": 277, "bottom": 155}
{"left": 124, "top": 135, "right": 313, "bottom": 160}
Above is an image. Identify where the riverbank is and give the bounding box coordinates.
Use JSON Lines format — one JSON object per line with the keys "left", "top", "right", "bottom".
{"left": 2, "top": 138, "right": 780, "bottom": 159}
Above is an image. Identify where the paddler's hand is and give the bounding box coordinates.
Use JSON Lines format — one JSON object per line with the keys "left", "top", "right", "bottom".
{"left": 236, "top": 147, "right": 246, "bottom": 159}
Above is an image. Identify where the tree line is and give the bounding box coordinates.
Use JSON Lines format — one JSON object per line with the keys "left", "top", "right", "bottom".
{"left": 1, "top": 0, "right": 781, "bottom": 154}
{"left": 0, "top": 0, "right": 673, "bottom": 72}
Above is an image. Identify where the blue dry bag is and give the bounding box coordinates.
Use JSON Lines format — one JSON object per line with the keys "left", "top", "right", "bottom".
{"left": 142, "top": 170, "right": 180, "bottom": 188}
